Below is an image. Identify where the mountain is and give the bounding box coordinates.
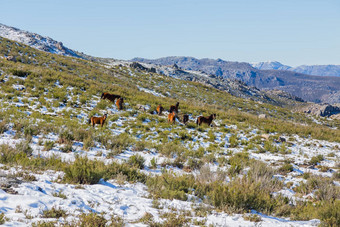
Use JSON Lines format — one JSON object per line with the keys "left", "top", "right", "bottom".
{"left": 252, "top": 61, "right": 340, "bottom": 77}
{"left": 133, "top": 57, "right": 340, "bottom": 104}
{"left": 292, "top": 65, "right": 340, "bottom": 77}
{"left": 127, "top": 62, "right": 304, "bottom": 106}
{"left": 0, "top": 23, "right": 82, "bottom": 58}
{"left": 251, "top": 61, "right": 292, "bottom": 71}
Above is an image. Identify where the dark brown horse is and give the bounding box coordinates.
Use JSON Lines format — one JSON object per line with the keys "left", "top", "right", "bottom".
{"left": 196, "top": 114, "right": 216, "bottom": 126}
{"left": 156, "top": 104, "right": 164, "bottom": 115}
{"left": 101, "top": 92, "right": 120, "bottom": 102}
{"left": 169, "top": 102, "right": 179, "bottom": 114}
{"left": 182, "top": 114, "right": 189, "bottom": 125}
{"left": 88, "top": 114, "right": 107, "bottom": 127}
{"left": 116, "top": 97, "right": 124, "bottom": 110}
{"left": 168, "top": 112, "right": 177, "bottom": 124}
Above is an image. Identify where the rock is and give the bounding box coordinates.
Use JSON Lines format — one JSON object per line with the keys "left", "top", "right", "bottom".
{"left": 136, "top": 104, "right": 146, "bottom": 112}
{"left": 258, "top": 114, "right": 267, "bottom": 119}
{"left": 6, "top": 55, "right": 16, "bottom": 62}
{"left": 301, "top": 104, "right": 340, "bottom": 117}
{"left": 279, "top": 137, "right": 286, "bottom": 143}
{"left": 261, "top": 134, "right": 270, "bottom": 140}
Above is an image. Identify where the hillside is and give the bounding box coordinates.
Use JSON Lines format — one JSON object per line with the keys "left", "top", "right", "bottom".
{"left": 133, "top": 57, "right": 340, "bottom": 104}
{"left": 0, "top": 23, "right": 82, "bottom": 59}
{"left": 0, "top": 37, "right": 339, "bottom": 226}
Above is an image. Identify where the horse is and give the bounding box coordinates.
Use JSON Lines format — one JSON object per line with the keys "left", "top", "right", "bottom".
{"left": 116, "top": 97, "right": 124, "bottom": 110}
{"left": 169, "top": 102, "right": 179, "bottom": 114}
{"left": 182, "top": 114, "right": 189, "bottom": 125}
{"left": 196, "top": 114, "right": 216, "bottom": 126}
{"left": 156, "top": 104, "right": 164, "bottom": 115}
{"left": 88, "top": 114, "right": 107, "bottom": 128}
{"left": 168, "top": 112, "right": 177, "bottom": 124}
{"left": 101, "top": 92, "right": 121, "bottom": 102}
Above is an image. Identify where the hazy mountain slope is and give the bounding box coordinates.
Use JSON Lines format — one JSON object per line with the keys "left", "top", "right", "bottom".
{"left": 252, "top": 61, "right": 340, "bottom": 77}
{"left": 133, "top": 57, "right": 340, "bottom": 103}
{"left": 0, "top": 23, "right": 82, "bottom": 58}
{"left": 292, "top": 65, "right": 340, "bottom": 77}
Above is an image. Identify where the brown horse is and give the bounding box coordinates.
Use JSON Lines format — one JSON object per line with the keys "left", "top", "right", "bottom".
{"left": 88, "top": 114, "right": 107, "bottom": 127}
{"left": 101, "top": 92, "right": 121, "bottom": 102}
{"left": 156, "top": 104, "right": 164, "bottom": 115}
{"left": 168, "top": 112, "right": 177, "bottom": 124}
{"left": 169, "top": 102, "right": 179, "bottom": 114}
{"left": 196, "top": 114, "right": 216, "bottom": 126}
{"left": 116, "top": 97, "right": 124, "bottom": 110}
{"left": 182, "top": 114, "right": 189, "bottom": 125}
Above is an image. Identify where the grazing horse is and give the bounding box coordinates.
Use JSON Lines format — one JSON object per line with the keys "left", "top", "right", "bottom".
{"left": 116, "top": 97, "right": 124, "bottom": 110}
{"left": 101, "top": 92, "right": 120, "bottom": 102}
{"left": 196, "top": 114, "right": 216, "bottom": 126}
{"left": 169, "top": 102, "right": 179, "bottom": 114}
{"left": 88, "top": 114, "right": 107, "bottom": 128}
{"left": 156, "top": 104, "right": 164, "bottom": 115}
{"left": 168, "top": 112, "right": 177, "bottom": 124}
{"left": 182, "top": 114, "right": 189, "bottom": 125}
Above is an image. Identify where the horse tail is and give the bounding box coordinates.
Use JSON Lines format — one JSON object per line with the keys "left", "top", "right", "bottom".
{"left": 101, "top": 93, "right": 104, "bottom": 99}
{"left": 88, "top": 117, "right": 91, "bottom": 124}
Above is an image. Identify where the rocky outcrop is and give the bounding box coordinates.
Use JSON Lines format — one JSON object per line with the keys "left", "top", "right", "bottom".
{"left": 301, "top": 104, "right": 340, "bottom": 117}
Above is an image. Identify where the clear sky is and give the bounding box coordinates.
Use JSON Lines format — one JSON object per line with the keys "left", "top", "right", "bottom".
{"left": 1, "top": 0, "right": 339, "bottom": 66}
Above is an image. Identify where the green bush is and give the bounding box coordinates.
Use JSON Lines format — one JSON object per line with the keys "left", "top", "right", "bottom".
{"left": 42, "top": 207, "right": 67, "bottom": 218}
{"left": 43, "top": 141, "right": 54, "bottom": 151}
{"left": 15, "top": 140, "right": 33, "bottom": 156}
{"left": 128, "top": 154, "right": 145, "bottom": 169}
{"left": 278, "top": 163, "right": 293, "bottom": 174}
{"left": 309, "top": 155, "right": 324, "bottom": 165}
{"left": 77, "top": 212, "right": 107, "bottom": 227}
{"left": 0, "top": 121, "right": 8, "bottom": 134}
{"left": 63, "top": 156, "right": 105, "bottom": 184}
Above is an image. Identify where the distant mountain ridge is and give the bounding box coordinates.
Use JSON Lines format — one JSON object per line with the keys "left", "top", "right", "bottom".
{"left": 252, "top": 61, "right": 340, "bottom": 77}
{"left": 132, "top": 57, "right": 340, "bottom": 104}
{"left": 0, "top": 23, "right": 82, "bottom": 58}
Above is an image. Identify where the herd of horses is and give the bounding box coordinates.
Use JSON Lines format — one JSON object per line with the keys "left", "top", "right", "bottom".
{"left": 88, "top": 92, "right": 216, "bottom": 128}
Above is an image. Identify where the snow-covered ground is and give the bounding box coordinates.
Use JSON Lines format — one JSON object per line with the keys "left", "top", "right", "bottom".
{"left": 0, "top": 73, "right": 339, "bottom": 226}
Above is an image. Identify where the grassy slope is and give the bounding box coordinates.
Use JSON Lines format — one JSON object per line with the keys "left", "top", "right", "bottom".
{"left": 0, "top": 37, "right": 339, "bottom": 226}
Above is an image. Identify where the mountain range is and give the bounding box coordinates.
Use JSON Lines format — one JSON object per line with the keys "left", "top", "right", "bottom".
{"left": 251, "top": 61, "right": 340, "bottom": 77}
{"left": 132, "top": 57, "right": 340, "bottom": 104}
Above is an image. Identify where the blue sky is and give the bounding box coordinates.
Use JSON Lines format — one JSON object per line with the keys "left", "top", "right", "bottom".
{"left": 1, "top": 0, "right": 339, "bottom": 66}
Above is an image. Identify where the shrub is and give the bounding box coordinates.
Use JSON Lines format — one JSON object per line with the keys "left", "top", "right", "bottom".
{"left": 43, "top": 141, "right": 54, "bottom": 151}
{"left": 15, "top": 140, "right": 33, "bottom": 156}
{"left": 104, "top": 162, "right": 147, "bottom": 183}
{"left": 60, "top": 144, "right": 73, "bottom": 153}
{"left": 42, "top": 207, "right": 67, "bottom": 218}
{"left": 229, "top": 134, "right": 239, "bottom": 148}
{"left": 63, "top": 156, "right": 105, "bottom": 184}
{"left": 105, "top": 133, "right": 135, "bottom": 156}
{"left": 278, "top": 163, "right": 293, "bottom": 174}
{"left": 0, "top": 121, "right": 8, "bottom": 134}
{"left": 227, "top": 152, "right": 249, "bottom": 176}
{"left": 150, "top": 157, "right": 157, "bottom": 169}
{"left": 0, "top": 213, "right": 5, "bottom": 225}
{"left": 58, "top": 129, "right": 74, "bottom": 144}
{"left": 309, "top": 155, "right": 324, "bottom": 165}
{"left": 77, "top": 213, "right": 107, "bottom": 227}
{"left": 128, "top": 154, "right": 145, "bottom": 169}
